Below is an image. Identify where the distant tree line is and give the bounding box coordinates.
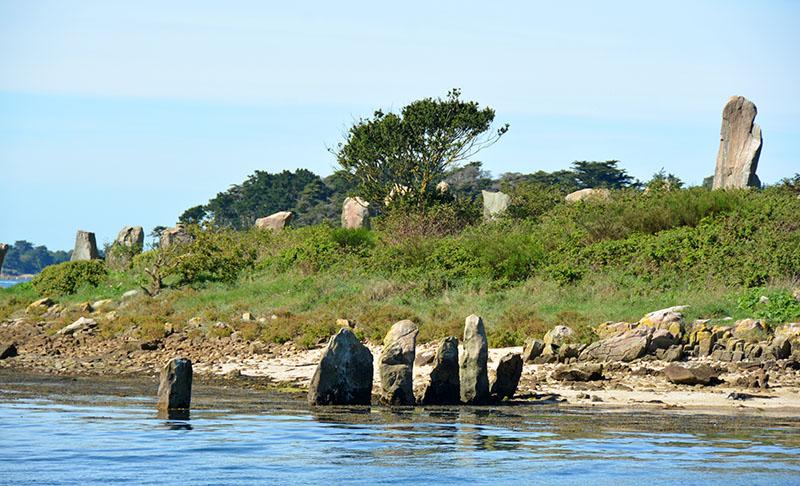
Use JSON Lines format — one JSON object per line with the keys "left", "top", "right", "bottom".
{"left": 1, "top": 241, "right": 70, "bottom": 276}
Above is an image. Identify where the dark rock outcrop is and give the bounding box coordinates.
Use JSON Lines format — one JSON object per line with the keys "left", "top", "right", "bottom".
{"left": 0, "top": 243, "right": 8, "bottom": 273}
{"left": 379, "top": 320, "right": 418, "bottom": 405}
{"left": 551, "top": 363, "right": 603, "bottom": 382}
{"left": 459, "top": 315, "right": 490, "bottom": 404}
{"left": 0, "top": 343, "right": 17, "bottom": 360}
{"left": 420, "top": 337, "right": 460, "bottom": 405}
{"left": 157, "top": 357, "right": 193, "bottom": 410}
{"left": 308, "top": 328, "right": 373, "bottom": 406}
{"left": 663, "top": 363, "right": 720, "bottom": 386}
{"left": 489, "top": 353, "right": 523, "bottom": 401}
{"left": 522, "top": 338, "right": 544, "bottom": 363}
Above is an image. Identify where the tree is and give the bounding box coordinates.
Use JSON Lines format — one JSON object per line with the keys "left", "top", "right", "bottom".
{"left": 646, "top": 169, "right": 684, "bottom": 192}
{"left": 334, "top": 89, "right": 509, "bottom": 210}
{"left": 572, "top": 160, "right": 637, "bottom": 189}
{"left": 445, "top": 161, "right": 494, "bottom": 196}
{"left": 179, "top": 205, "right": 208, "bottom": 225}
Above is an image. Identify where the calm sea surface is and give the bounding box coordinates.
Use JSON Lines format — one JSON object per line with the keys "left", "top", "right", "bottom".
{"left": 0, "top": 279, "right": 29, "bottom": 288}
{"left": 1, "top": 372, "right": 799, "bottom": 485}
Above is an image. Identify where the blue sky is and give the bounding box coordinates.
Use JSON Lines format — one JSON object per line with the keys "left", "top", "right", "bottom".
{"left": 1, "top": 0, "right": 798, "bottom": 250}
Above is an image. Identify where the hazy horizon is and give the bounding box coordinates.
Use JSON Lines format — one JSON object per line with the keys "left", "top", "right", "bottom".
{"left": 2, "top": 0, "right": 799, "bottom": 251}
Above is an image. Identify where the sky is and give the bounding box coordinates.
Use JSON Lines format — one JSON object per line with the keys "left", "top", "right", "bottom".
{"left": 1, "top": 0, "right": 798, "bottom": 251}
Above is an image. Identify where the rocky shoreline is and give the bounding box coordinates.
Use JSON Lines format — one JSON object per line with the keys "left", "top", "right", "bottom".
{"left": 2, "top": 300, "right": 800, "bottom": 415}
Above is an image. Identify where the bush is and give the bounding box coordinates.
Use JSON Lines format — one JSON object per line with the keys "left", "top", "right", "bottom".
{"left": 31, "top": 260, "right": 108, "bottom": 296}
{"left": 737, "top": 288, "right": 800, "bottom": 323}
{"left": 176, "top": 229, "right": 257, "bottom": 284}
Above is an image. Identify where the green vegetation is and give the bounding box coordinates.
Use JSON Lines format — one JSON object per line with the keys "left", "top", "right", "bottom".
{"left": 30, "top": 260, "right": 107, "bottom": 296}
{"left": 0, "top": 240, "right": 70, "bottom": 276}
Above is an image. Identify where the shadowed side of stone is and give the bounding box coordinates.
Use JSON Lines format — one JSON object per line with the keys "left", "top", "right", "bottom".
{"left": 420, "top": 336, "right": 460, "bottom": 405}
{"left": 157, "top": 358, "right": 193, "bottom": 410}
{"left": 0, "top": 243, "right": 8, "bottom": 273}
{"left": 308, "top": 328, "right": 374, "bottom": 406}
{"left": 460, "top": 314, "right": 490, "bottom": 404}
{"left": 379, "top": 320, "right": 418, "bottom": 405}
{"left": 490, "top": 352, "right": 522, "bottom": 401}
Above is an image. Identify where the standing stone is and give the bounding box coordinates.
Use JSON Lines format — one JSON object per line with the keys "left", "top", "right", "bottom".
{"left": 160, "top": 225, "right": 193, "bottom": 248}
{"left": 157, "top": 357, "right": 192, "bottom": 410}
{"left": 107, "top": 226, "right": 145, "bottom": 269}
{"left": 379, "top": 320, "right": 419, "bottom": 405}
{"left": 522, "top": 338, "right": 545, "bottom": 362}
{"left": 116, "top": 226, "right": 144, "bottom": 249}
{"left": 255, "top": 211, "right": 293, "bottom": 231}
{"left": 71, "top": 230, "right": 99, "bottom": 261}
{"left": 341, "top": 197, "right": 370, "bottom": 229}
{"left": 712, "top": 96, "right": 762, "bottom": 189}
{"left": 308, "top": 328, "right": 374, "bottom": 406}
{"left": 482, "top": 191, "right": 510, "bottom": 221}
{"left": 0, "top": 243, "right": 8, "bottom": 273}
{"left": 420, "top": 336, "right": 460, "bottom": 405}
{"left": 459, "top": 314, "right": 490, "bottom": 404}
{"left": 490, "top": 353, "right": 523, "bottom": 401}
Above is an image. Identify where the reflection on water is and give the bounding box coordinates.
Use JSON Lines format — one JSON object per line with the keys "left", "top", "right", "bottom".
{"left": 0, "top": 374, "right": 799, "bottom": 485}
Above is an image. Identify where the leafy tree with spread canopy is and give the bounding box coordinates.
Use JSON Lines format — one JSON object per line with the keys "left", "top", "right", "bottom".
{"left": 334, "top": 89, "right": 508, "bottom": 210}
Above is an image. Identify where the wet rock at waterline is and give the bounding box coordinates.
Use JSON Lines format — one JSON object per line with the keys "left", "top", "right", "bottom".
{"left": 157, "top": 357, "right": 193, "bottom": 410}
{"left": 341, "top": 197, "right": 370, "bottom": 229}
{"left": 71, "top": 230, "right": 99, "bottom": 261}
{"left": 489, "top": 353, "right": 522, "bottom": 401}
{"left": 255, "top": 211, "right": 293, "bottom": 231}
{"left": 481, "top": 190, "right": 510, "bottom": 221}
{"left": 379, "top": 320, "right": 418, "bottom": 405}
{"left": 160, "top": 225, "right": 194, "bottom": 248}
{"left": 419, "top": 337, "right": 460, "bottom": 405}
{"left": 460, "top": 315, "right": 490, "bottom": 404}
{"left": 712, "top": 96, "right": 762, "bottom": 189}
{"left": 308, "top": 328, "right": 374, "bottom": 406}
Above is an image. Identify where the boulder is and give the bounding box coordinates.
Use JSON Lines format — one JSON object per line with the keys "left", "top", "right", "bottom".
{"left": 663, "top": 363, "right": 720, "bottom": 386}
{"left": 774, "top": 323, "right": 800, "bottom": 342}
{"left": 0, "top": 243, "right": 8, "bottom": 273}
{"left": 551, "top": 363, "right": 603, "bottom": 382}
{"left": 733, "top": 319, "right": 767, "bottom": 343}
{"left": 655, "top": 345, "right": 684, "bottom": 362}
{"left": 26, "top": 297, "right": 54, "bottom": 314}
{"left": 712, "top": 96, "right": 762, "bottom": 189}
{"left": 308, "top": 328, "right": 373, "bottom": 406}
{"left": 122, "top": 289, "right": 142, "bottom": 300}
{"left": 490, "top": 353, "right": 523, "bottom": 401}
{"left": 419, "top": 336, "right": 460, "bottom": 405}
{"left": 107, "top": 226, "right": 144, "bottom": 269}
{"left": 116, "top": 226, "right": 144, "bottom": 249}
{"left": 580, "top": 329, "right": 650, "bottom": 362}
{"left": 384, "top": 184, "right": 410, "bottom": 206}
{"left": 56, "top": 317, "right": 97, "bottom": 336}
{"left": 341, "top": 197, "right": 370, "bottom": 229}
{"left": 459, "top": 315, "right": 490, "bottom": 404}
{"left": 638, "top": 305, "right": 687, "bottom": 339}
{"left": 436, "top": 181, "right": 450, "bottom": 194}
{"left": 544, "top": 325, "right": 574, "bottom": 346}
{"left": 521, "top": 338, "right": 545, "bottom": 362}
{"left": 71, "top": 230, "right": 99, "bottom": 261}
{"left": 379, "top": 320, "right": 418, "bottom": 405}
{"left": 595, "top": 321, "right": 633, "bottom": 339}
{"left": 481, "top": 190, "right": 510, "bottom": 221}
{"left": 0, "top": 343, "right": 17, "bottom": 360}
{"left": 565, "top": 188, "right": 611, "bottom": 203}
{"left": 647, "top": 329, "right": 677, "bottom": 353}
{"left": 157, "top": 357, "right": 193, "bottom": 410}
{"left": 255, "top": 211, "right": 293, "bottom": 231}
{"left": 160, "top": 225, "right": 193, "bottom": 248}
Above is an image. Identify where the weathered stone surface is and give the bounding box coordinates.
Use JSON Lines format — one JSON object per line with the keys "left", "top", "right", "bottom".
{"left": 647, "top": 329, "right": 677, "bottom": 354}
{"left": 56, "top": 317, "right": 97, "bottom": 336}
{"left": 255, "top": 211, "right": 293, "bottom": 231}
{"left": 663, "top": 363, "right": 720, "bottom": 386}
{"left": 116, "top": 226, "right": 144, "bottom": 249}
{"left": 308, "top": 328, "right": 373, "bottom": 406}
{"left": 71, "top": 230, "right": 99, "bottom": 261}
{"left": 26, "top": 297, "right": 54, "bottom": 314}
{"left": 0, "top": 343, "right": 18, "bottom": 360}
{"left": 420, "top": 337, "right": 460, "bottom": 405}
{"left": 341, "top": 197, "right": 370, "bottom": 229}
{"left": 595, "top": 322, "right": 633, "bottom": 339}
{"left": 436, "top": 181, "right": 450, "bottom": 194}
{"left": 481, "top": 190, "right": 510, "bottom": 221}
{"left": 656, "top": 345, "right": 684, "bottom": 362}
{"left": 580, "top": 329, "right": 650, "bottom": 362}
{"left": 490, "top": 353, "right": 523, "bottom": 401}
{"left": 160, "top": 225, "right": 193, "bottom": 248}
{"left": 521, "top": 338, "right": 545, "bottom": 363}
{"left": 638, "top": 305, "right": 687, "bottom": 339}
{"left": 544, "top": 326, "right": 574, "bottom": 346}
{"left": 157, "top": 357, "right": 192, "bottom": 410}
{"left": 565, "top": 188, "right": 610, "bottom": 203}
{"left": 712, "top": 96, "right": 762, "bottom": 189}
{"left": 0, "top": 243, "right": 8, "bottom": 273}
{"left": 459, "top": 315, "right": 490, "bottom": 404}
{"left": 379, "top": 320, "right": 418, "bottom": 405}
{"left": 551, "top": 363, "right": 603, "bottom": 382}
{"left": 107, "top": 226, "right": 144, "bottom": 269}
{"left": 733, "top": 319, "right": 767, "bottom": 343}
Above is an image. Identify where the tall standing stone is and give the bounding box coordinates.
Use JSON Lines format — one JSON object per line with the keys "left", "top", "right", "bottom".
{"left": 308, "top": 328, "right": 374, "bottom": 406}
{"left": 712, "top": 96, "right": 763, "bottom": 189}
{"left": 490, "top": 353, "right": 523, "bottom": 401}
{"left": 71, "top": 230, "right": 99, "bottom": 261}
{"left": 157, "top": 357, "right": 192, "bottom": 410}
{"left": 255, "top": 211, "right": 293, "bottom": 231}
{"left": 379, "top": 320, "right": 418, "bottom": 405}
{"left": 0, "top": 243, "right": 8, "bottom": 274}
{"left": 482, "top": 191, "right": 510, "bottom": 221}
{"left": 459, "top": 314, "right": 490, "bottom": 404}
{"left": 420, "top": 336, "right": 460, "bottom": 405}
{"left": 341, "top": 197, "right": 370, "bottom": 229}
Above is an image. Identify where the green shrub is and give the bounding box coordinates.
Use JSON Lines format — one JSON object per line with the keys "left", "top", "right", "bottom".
{"left": 31, "top": 260, "right": 107, "bottom": 296}
{"left": 737, "top": 288, "right": 800, "bottom": 323}
{"left": 176, "top": 229, "right": 257, "bottom": 284}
